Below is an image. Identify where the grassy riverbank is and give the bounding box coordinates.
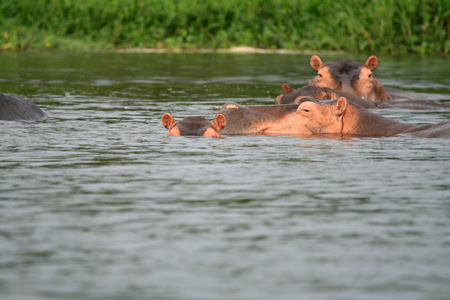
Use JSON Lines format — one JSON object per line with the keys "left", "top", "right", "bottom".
{"left": 1, "top": 0, "right": 449, "bottom": 54}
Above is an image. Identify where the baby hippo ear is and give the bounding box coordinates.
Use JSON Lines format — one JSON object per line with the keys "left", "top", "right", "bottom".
{"left": 333, "top": 97, "right": 348, "bottom": 116}
{"left": 282, "top": 83, "right": 293, "bottom": 94}
{"left": 275, "top": 94, "right": 283, "bottom": 104}
{"left": 162, "top": 113, "right": 176, "bottom": 129}
{"left": 365, "top": 55, "right": 378, "bottom": 70}
{"left": 316, "top": 90, "right": 329, "bottom": 100}
{"left": 310, "top": 55, "right": 324, "bottom": 71}
{"left": 212, "top": 113, "right": 226, "bottom": 131}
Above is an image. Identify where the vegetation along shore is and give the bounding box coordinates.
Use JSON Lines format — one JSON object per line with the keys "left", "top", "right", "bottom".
{"left": 0, "top": 0, "right": 449, "bottom": 54}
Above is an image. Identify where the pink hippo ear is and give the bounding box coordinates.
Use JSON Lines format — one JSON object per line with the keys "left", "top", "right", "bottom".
{"left": 310, "top": 55, "right": 325, "bottom": 71}
{"left": 333, "top": 97, "right": 348, "bottom": 117}
{"left": 212, "top": 113, "right": 226, "bottom": 131}
{"left": 282, "top": 83, "right": 293, "bottom": 94}
{"left": 315, "top": 89, "right": 328, "bottom": 100}
{"left": 162, "top": 113, "right": 176, "bottom": 129}
{"left": 365, "top": 56, "right": 378, "bottom": 70}
{"left": 275, "top": 94, "right": 283, "bottom": 104}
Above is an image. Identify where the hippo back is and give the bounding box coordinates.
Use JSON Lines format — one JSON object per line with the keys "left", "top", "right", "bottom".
{"left": 0, "top": 93, "right": 47, "bottom": 121}
{"left": 402, "top": 121, "right": 450, "bottom": 138}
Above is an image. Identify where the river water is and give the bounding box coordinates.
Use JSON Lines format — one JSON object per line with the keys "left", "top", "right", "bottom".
{"left": 0, "top": 52, "right": 449, "bottom": 300}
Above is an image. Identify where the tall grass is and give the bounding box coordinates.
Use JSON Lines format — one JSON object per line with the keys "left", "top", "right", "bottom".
{"left": 0, "top": 0, "right": 448, "bottom": 54}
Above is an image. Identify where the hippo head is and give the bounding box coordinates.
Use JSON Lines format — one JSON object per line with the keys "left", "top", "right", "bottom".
{"left": 161, "top": 113, "right": 226, "bottom": 138}
{"left": 308, "top": 55, "right": 389, "bottom": 101}
{"left": 293, "top": 97, "right": 350, "bottom": 135}
{"left": 219, "top": 98, "right": 350, "bottom": 136}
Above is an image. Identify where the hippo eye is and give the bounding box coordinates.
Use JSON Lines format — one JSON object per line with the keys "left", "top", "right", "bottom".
{"left": 300, "top": 107, "right": 312, "bottom": 115}
{"left": 368, "top": 74, "right": 372, "bottom": 78}
{"left": 318, "top": 73, "right": 323, "bottom": 78}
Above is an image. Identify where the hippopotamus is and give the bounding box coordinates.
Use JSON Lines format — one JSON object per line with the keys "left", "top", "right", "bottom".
{"left": 162, "top": 113, "right": 226, "bottom": 138}
{"left": 276, "top": 84, "right": 450, "bottom": 110}
{"left": 0, "top": 93, "right": 47, "bottom": 121}
{"left": 307, "top": 55, "right": 450, "bottom": 102}
{"left": 308, "top": 55, "right": 388, "bottom": 101}
{"left": 219, "top": 97, "right": 450, "bottom": 138}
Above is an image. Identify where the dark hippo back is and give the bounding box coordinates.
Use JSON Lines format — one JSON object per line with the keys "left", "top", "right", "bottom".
{"left": 402, "top": 121, "right": 450, "bottom": 139}
{"left": 0, "top": 93, "right": 47, "bottom": 121}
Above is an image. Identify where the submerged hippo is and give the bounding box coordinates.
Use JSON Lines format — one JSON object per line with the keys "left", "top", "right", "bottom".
{"left": 162, "top": 113, "right": 226, "bottom": 138}
{"left": 0, "top": 93, "right": 47, "bottom": 121}
{"left": 219, "top": 97, "right": 450, "bottom": 138}
{"left": 276, "top": 84, "right": 450, "bottom": 110}
{"left": 308, "top": 55, "right": 450, "bottom": 102}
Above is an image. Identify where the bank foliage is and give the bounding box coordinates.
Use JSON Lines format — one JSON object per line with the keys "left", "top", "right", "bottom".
{"left": 0, "top": 0, "right": 449, "bottom": 54}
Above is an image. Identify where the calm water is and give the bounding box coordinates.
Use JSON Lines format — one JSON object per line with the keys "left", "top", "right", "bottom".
{"left": 0, "top": 53, "right": 449, "bottom": 300}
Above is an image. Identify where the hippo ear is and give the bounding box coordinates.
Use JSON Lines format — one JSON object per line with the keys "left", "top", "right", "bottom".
{"left": 365, "top": 56, "right": 378, "bottom": 70}
{"left": 316, "top": 90, "right": 331, "bottom": 100}
{"left": 275, "top": 94, "right": 283, "bottom": 104}
{"left": 293, "top": 96, "right": 303, "bottom": 104}
{"left": 282, "top": 83, "right": 293, "bottom": 94}
{"left": 223, "top": 103, "right": 240, "bottom": 109}
{"left": 310, "top": 55, "right": 324, "bottom": 71}
{"left": 333, "top": 97, "right": 348, "bottom": 116}
{"left": 212, "top": 113, "right": 226, "bottom": 130}
{"left": 162, "top": 113, "right": 176, "bottom": 129}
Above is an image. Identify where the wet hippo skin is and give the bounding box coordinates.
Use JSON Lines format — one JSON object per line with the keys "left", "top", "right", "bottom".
{"left": 0, "top": 93, "right": 47, "bottom": 121}
{"left": 218, "top": 103, "right": 301, "bottom": 135}
{"left": 219, "top": 98, "right": 450, "bottom": 138}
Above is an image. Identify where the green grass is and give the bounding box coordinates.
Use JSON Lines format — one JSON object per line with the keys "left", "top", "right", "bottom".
{"left": 0, "top": 0, "right": 449, "bottom": 54}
